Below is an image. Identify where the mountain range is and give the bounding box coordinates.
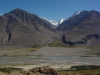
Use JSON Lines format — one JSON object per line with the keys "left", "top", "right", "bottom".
{"left": 0, "top": 9, "right": 100, "bottom": 47}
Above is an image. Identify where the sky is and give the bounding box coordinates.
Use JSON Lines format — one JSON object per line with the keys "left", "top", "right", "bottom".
{"left": 0, "top": 0, "right": 100, "bottom": 21}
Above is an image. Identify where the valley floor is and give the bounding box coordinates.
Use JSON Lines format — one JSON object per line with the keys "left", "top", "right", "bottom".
{"left": 0, "top": 46, "right": 100, "bottom": 71}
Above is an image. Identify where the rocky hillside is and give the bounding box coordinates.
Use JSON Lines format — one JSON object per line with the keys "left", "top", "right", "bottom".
{"left": 0, "top": 9, "right": 100, "bottom": 47}
{"left": 57, "top": 10, "right": 100, "bottom": 46}
{"left": 0, "top": 9, "right": 56, "bottom": 47}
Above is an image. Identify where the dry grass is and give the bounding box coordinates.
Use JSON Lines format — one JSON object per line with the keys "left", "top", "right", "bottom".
{"left": 0, "top": 72, "right": 9, "bottom": 75}
{"left": 58, "top": 69, "right": 100, "bottom": 75}
{"left": 0, "top": 45, "right": 43, "bottom": 57}
{"left": 10, "top": 71, "right": 25, "bottom": 75}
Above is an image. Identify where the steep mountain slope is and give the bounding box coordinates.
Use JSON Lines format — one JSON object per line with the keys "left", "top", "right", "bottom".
{"left": 58, "top": 10, "right": 100, "bottom": 46}
{"left": 0, "top": 9, "right": 56, "bottom": 47}
{"left": 0, "top": 15, "right": 8, "bottom": 45}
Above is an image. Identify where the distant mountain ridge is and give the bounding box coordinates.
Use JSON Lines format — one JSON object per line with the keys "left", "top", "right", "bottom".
{"left": 0, "top": 9, "right": 100, "bottom": 47}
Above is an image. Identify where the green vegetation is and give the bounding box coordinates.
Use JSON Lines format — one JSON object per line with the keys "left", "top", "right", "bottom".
{"left": 57, "top": 65, "right": 100, "bottom": 75}
{"left": 71, "top": 65, "right": 100, "bottom": 70}
{"left": 0, "top": 67, "right": 22, "bottom": 73}
{"left": 87, "top": 46, "right": 100, "bottom": 49}
{"left": 58, "top": 69, "right": 100, "bottom": 75}
{"left": 58, "top": 66, "right": 100, "bottom": 75}
{"left": 48, "top": 41, "right": 70, "bottom": 47}
{"left": 9, "top": 45, "right": 43, "bottom": 52}
{"left": 48, "top": 41, "right": 100, "bottom": 49}
{"left": 0, "top": 53, "right": 30, "bottom": 57}
{"left": 26, "top": 45, "right": 43, "bottom": 52}
{"left": 0, "top": 45, "right": 43, "bottom": 57}
{"left": 48, "top": 41, "right": 86, "bottom": 48}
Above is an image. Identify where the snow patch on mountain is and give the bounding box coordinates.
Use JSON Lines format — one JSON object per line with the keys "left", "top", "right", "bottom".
{"left": 73, "top": 11, "right": 81, "bottom": 16}
{"left": 40, "top": 17, "right": 65, "bottom": 26}
{"left": 68, "top": 11, "right": 81, "bottom": 19}
{"left": 48, "top": 20, "right": 58, "bottom": 26}
{"left": 40, "top": 17, "right": 58, "bottom": 26}
{"left": 59, "top": 18, "right": 66, "bottom": 24}
{"left": 75, "top": 12, "right": 81, "bottom": 15}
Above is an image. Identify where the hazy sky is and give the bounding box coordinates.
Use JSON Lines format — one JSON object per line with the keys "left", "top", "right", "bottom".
{"left": 0, "top": 0, "right": 100, "bottom": 21}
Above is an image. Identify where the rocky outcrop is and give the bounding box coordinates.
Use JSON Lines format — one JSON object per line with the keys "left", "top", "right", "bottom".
{"left": 0, "top": 66, "right": 58, "bottom": 75}
{"left": 29, "top": 66, "right": 58, "bottom": 75}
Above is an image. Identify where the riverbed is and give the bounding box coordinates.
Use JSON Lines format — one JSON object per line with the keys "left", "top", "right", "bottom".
{"left": 0, "top": 46, "right": 100, "bottom": 69}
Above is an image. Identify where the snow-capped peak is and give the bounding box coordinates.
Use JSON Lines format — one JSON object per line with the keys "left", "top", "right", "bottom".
{"left": 40, "top": 17, "right": 58, "bottom": 26}
{"left": 59, "top": 18, "right": 66, "bottom": 24}
{"left": 40, "top": 17, "right": 66, "bottom": 26}
{"left": 48, "top": 20, "right": 58, "bottom": 26}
